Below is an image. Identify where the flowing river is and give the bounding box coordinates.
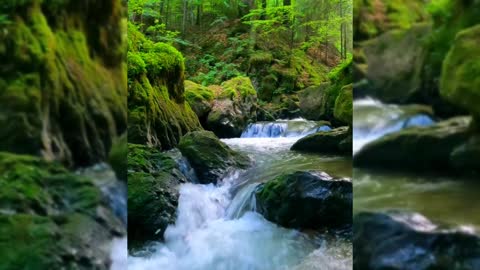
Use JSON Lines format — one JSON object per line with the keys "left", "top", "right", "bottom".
{"left": 129, "top": 119, "right": 352, "bottom": 270}
{"left": 353, "top": 98, "right": 480, "bottom": 230}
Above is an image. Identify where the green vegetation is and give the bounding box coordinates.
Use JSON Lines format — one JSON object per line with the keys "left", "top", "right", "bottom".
{"left": 128, "top": 0, "right": 352, "bottom": 120}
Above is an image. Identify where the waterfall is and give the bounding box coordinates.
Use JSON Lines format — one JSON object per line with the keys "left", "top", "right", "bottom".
{"left": 353, "top": 98, "right": 435, "bottom": 154}
{"left": 241, "top": 119, "right": 331, "bottom": 138}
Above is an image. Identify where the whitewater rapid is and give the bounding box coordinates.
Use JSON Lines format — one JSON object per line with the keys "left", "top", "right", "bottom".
{"left": 129, "top": 119, "right": 352, "bottom": 270}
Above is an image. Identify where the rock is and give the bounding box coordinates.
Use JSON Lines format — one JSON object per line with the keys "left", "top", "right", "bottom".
{"left": 0, "top": 152, "right": 123, "bottom": 269}
{"left": 255, "top": 171, "right": 352, "bottom": 230}
{"left": 206, "top": 77, "right": 257, "bottom": 138}
{"left": 422, "top": 0, "right": 480, "bottom": 117}
{"left": 291, "top": 126, "right": 351, "bottom": 155}
{"left": 127, "top": 144, "right": 187, "bottom": 243}
{"left": 334, "top": 84, "right": 353, "bottom": 126}
{"left": 362, "top": 24, "right": 430, "bottom": 103}
{"left": 0, "top": 0, "right": 127, "bottom": 167}
{"left": 299, "top": 58, "right": 352, "bottom": 122}
{"left": 354, "top": 211, "right": 480, "bottom": 270}
{"left": 440, "top": 24, "right": 480, "bottom": 120}
{"left": 184, "top": 80, "right": 214, "bottom": 125}
{"left": 178, "top": 131, "right": 250, "bottom": 184}
{"left": 450, "top": 135, "right": 480, "bottom": 174}
{"left": 263, "top": 95, "right": 302, "bottom": 120}
{"left": 298, "top": 83, "right": 332, "bottom": 121}
{"left": 354, "top": 116, "right": 472, "bottom": 171}
{"left": 127, "top": 24, "right": 201, "bottom": 150}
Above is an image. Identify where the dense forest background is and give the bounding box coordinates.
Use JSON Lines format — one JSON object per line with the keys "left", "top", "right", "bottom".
{"left": 128, "top": 0, "right": 352, "bottom": 112}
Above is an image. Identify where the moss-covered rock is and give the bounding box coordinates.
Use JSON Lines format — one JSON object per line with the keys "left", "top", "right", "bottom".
{"left": 206, "top": 77, "right": 258, "bottom": 138}
{"left": 440, "top": 24, "right": 480, "bottom": 120}
{"left": 0, "top": 152, "right": 123, "bottom": 269}
{"left": 184, "top": 80, "right": 214, "bottom": 125}
{"left": 255, "top": 171, "right": 352, "bottom": 230}
{"left": 127, "top": 144, "right": 186, "bottom": 244}
{"left": 299, "top": 58, "right": 352, "bottom": 123}
{"left": 127, "top": 23, "right": 201, "bottom": 150}
{"left": 0, "top": 0, "right": 127, "bottom": 167}
{"left": 291, "top": 126, "right": 352, "bottom": 155}
{"left": 422, "top": 0, "right": 480, "bottom": 115}
{"left": 334, "top": 84, "right": 353, "bottom": 126}
{"left": 178, "top": 131, "right": 250, "bottom": 184}
{"left": 354, "top": 211, "right": 480, "bottom": 270}
{"left": 354, "top": 116, "right": 474, "bottom": 172}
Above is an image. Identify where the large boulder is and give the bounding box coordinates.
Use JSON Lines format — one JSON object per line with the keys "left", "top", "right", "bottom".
{"left": 127, "top": 24, "right": 201, "bottom": 150}
{"left": 299, "top": 58, "right": 352, "bottom": 122}
{"left": 255, "top": 171, "right": 352, "bottom": 230}
{"left": 354, "top": 211, "right": 480, "bottom": 270}
{"left": 127, "top": 144, "right": 187, "bottom": 243}
{"left": 178, "top": 131, "right": 250, "bottom": 184}
{"left": 0, "top": 0, "right": 127, "bottom": 167}
{"left": 298, "top": 83, "right": 332, "bottom": 121}
{"left": 206, "top": 77, "right": 257, "bottom": 138}
{"left": 354, "top": 116, "right": 474, "bottom": 172}
{"left": 291, "top": 126, "right": 352, "bottom": 155}
{"left": 440, "top": 24, "right": 480, "bottom": 121}
{"left": 0, "top": 152, "right": 124, "bottom": 269}
{"left": 361, "top": 24, "right": 430, "bottom": 103}
{"left": 184, "top": 80, "right": 214, "bottom": 125}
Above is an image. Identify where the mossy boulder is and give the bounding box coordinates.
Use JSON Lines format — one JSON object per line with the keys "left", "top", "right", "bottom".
{"left": 299, "top": 58, "right": 352, "bottom": 123}
{"left": 206, "top": 77, "right": 257, "bottom": 138}
{"left": 354, "top": 211, "right": 480, "bottom": 270}
{"left": 127, "top": 144, "right": 187, "bottom": 243}
{"left": 0, "top": 0, "right": 127, "bottom": 167}
{"left": 354, "top": 116, "right": 474, "bottom": 172}
{"left": 127, "top": 23, "right": 201, "bottom": 150}
{"left": 361, "top": 24, "right": 430, "bottom": 103}
{"left": 184, "top": 80, "right": 214, "bottom": 125}
{"left": 255, "top": 171, "right": 352, "bottom": 230}
{"left": 334, "top": 84, "right": 353, "bottom": 126}
{"left": 291, "top": 126, "right": 352, "bottom": 155}
{"left": 422, "top": 0, "right": 480, "bottom": 116}
{"left": 178, "top": 131, "right": 250, "bottom": 184}
{"left": 440, "top": 24, "right": 480, "bottom": 120}
{"left": 0, "top": 152, "right": 124, "bottom": 269}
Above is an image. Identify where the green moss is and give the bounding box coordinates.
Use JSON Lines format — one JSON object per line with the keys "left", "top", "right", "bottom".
{"left": 219, "top": 76, "right": 256, "bottom": 100}
{"left": 249, "top": 51, "right": 273, "bottom": 67}
{"left": 0, "top": 1, "right": 127, "bottom": 166}
{"left": 127, "top": 52, "right": 146, "bottom": 78}
{"left": 178, "top": 131, "right": 250, "bottom": 184}
{"left": 184, "top": 80, "right": 214, "bottom": 103}
{"left": 423, "top": 0, "right": 480, "bottom": 94}
{"left": 334, "top": 84, "right": 353, "bottom": 126}
{"left": 440, "top": 24, "right": 480, "bottom": 119}
{"left": 127, "top": 22, "right": 200, "bottom": 150}
{"left": 127, "top": 144, "right": 182, "bottom": 243}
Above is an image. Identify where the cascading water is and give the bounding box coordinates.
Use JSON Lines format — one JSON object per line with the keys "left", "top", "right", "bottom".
{"left": 129, "top": 119, "right": 352, "bottom": 269}
{"left": 241, "top": 118, "right": 331, "bottom": 138}
{"left": 353, "top": 98, "right": 435, "bottom": 153}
